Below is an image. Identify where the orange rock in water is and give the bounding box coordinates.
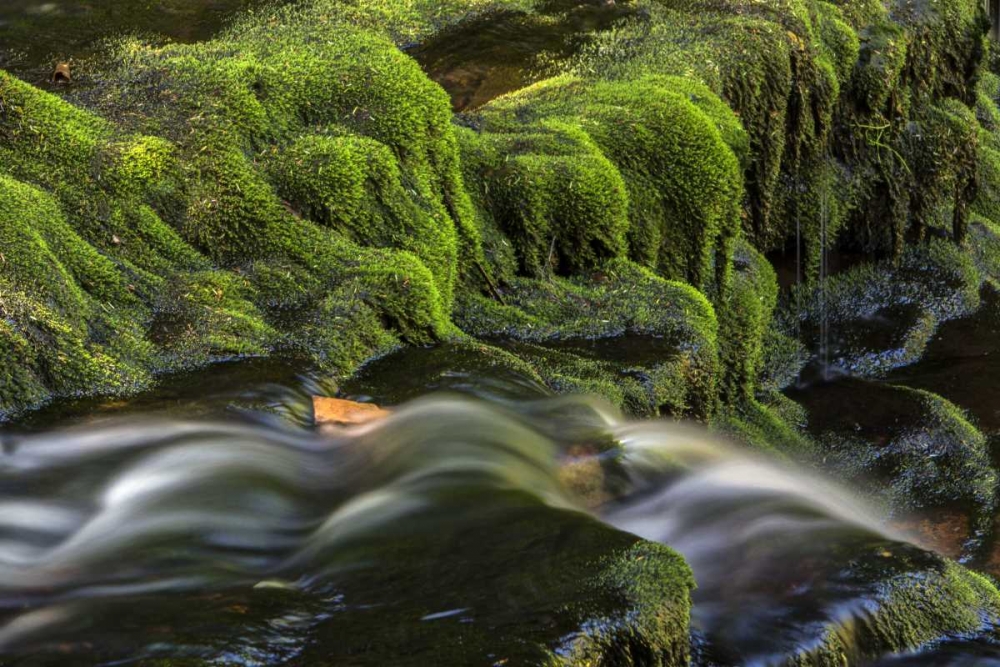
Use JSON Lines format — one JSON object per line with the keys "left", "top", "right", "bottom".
{"left": 313, "top": 396, "right": 389, "bottom": 427}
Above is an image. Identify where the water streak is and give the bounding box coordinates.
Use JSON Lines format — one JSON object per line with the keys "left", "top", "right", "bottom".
{"left": 0, "top": 394, "right": 978, "bottom": 663}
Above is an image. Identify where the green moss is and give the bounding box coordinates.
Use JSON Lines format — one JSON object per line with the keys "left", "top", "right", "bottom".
{"left": 821, "top": 385, "right": 996, "bottom": 519}
{"left": 456, "top": 258, "right": 720, "bottom": 419}
{"left": 152, "top": 270, "right": 278, "bottom": 369}
{"left": 0, "top": 173, "right": 155, "bottom": 416}
{"left": 969, "top": 215, "right": 1000, "bottom": 280}
{"left": 473, "top": 74, "right": 743, "bottom": 288}
{"left": 0, "top": 0, "right": 993, "bottom": 427}
{"left": 714, "top": 396, "right": 814, "bottom": 455}
{"left": 865, "top": 560, "right": 1000, "bottom": 652}
{"left": 816, "top": 2, "right": 861, "bottom": 86}
{"left": 852, "top": 21, "right": 908, "bottom": 114}
{"left": 458, "top": 120, "right": 629, "bottom": 277}
{"left": 717, "top": 240, "right": 779, "bottom": 402}
{"left": 788, "top": 238, "right": 983, "bottom": 341}
{"left": 907, "top": 99, "right": 981, "bottom": 242}
{"left": 786, "top": 554, "right": 1000, "bottom": 665}
{"left": 566, "top": 541, "right": 693, "bottom": 665}
{"left": 975, "top": 71, "right": 1000, "bottom": 131}
{"left": 0, "top": 0, "right": 499, "bottom": 413}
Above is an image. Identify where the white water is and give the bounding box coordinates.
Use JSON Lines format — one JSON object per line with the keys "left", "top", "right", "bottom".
{"left": 0, "top": 395, "right": 959, "bottom": 663}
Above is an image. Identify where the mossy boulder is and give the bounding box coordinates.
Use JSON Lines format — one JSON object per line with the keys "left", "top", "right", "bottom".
{"left": 456, "top": 258, "right": 720, "bottom": 419}
{"left": 465, "top": 74, "right": 744, "bottom": 289}
{"left": 789, "top": 377, "right": 997, "bottom": 528}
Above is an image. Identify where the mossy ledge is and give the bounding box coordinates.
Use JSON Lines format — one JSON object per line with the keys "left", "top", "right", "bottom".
{"left": 0, "top": 0, "right": 992, "bottom": 430}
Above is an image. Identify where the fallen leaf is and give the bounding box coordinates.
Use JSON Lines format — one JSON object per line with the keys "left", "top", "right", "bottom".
{"left": 313, "top": 396, "right": 390, "bottom": 427}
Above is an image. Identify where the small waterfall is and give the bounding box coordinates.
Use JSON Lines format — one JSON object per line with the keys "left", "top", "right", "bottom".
{"left": 0, "top": 395, "right": 943, "bottom": 664}
{"left": 602, "top": 422, "right": 907, "bottom": 663}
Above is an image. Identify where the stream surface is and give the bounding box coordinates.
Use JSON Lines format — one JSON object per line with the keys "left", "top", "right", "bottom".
{"left": 3, "top": 391, "right": 996, "bottom": 666}
{"left": 0, "top": 0, "right": 277, "bottom": 83}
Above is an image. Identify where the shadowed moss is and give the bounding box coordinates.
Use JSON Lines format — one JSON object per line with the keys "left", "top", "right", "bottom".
{"left": 718, "top": 240, "right": 779, "bottom": 402}
{"left": 456, "top": 258, "right": 720, "bottom": 419}
{"left": 783, "top": 553, "right": 1000, "bottom": 666}
{"left": 819, "top": 385, "right": 996, "bottom": 520}
{"left": 784, "top": 238, "right": 984, "bottom": 365}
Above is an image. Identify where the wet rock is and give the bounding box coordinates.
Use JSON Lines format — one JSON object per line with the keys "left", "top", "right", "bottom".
{"left": 885, "top": 284, "right": 1000, "bottom": 433}
{"left": 779, "top": 239, "right": 984, "bottom": 385}
{"left": 787, "top": 377, "right": 997, "bottom": 541}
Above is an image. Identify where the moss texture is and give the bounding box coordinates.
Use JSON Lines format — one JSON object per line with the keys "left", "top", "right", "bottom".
{"left": 786, "top": 552, "right": 1000, "bottom": 666}
{"left": 564, "top": 0, "right": 987, "bottom": 272}
{"left": 463, "top": 73, "right": 744, "bottom": 289}
{"left": 0, "top": 0, "right": 995, "bottom": 457}
{"left": 0, "top": 1, "right": 491, "bottom": 416}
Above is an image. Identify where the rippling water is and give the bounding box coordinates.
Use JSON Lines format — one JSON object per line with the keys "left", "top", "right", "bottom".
{"left": 1, "top": 391, "right": 989, "bottom": 664}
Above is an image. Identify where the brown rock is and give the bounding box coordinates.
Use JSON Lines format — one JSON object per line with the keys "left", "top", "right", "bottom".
{"left": 313, "top": 396, "right": 390, "bottom": 427}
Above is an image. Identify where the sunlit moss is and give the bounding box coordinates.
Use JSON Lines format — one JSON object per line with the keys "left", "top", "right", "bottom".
{"left": 473, "top": 74, "right": 743, "bottom": 288}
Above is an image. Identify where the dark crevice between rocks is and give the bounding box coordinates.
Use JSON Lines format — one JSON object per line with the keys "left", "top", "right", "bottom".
{"left": 409, "top": 0, "right": 642, "bottom": 112}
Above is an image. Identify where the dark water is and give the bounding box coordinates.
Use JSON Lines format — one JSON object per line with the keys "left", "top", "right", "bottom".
{"left": 885, "top": 286, "right": 1000, "bottom": 433}
{"left": 0, "top": 0, "right": 278, "bottom": 83}
{"left": 410, "top": 0, "right": 640, "bottom": 111}
{"left": 13, "top": 357, "right": 334, "bottom": 433}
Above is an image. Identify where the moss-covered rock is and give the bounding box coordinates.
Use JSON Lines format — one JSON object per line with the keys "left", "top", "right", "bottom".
{"left": 466, "top": 74, "right": 744, "bottom": 289}
{"left": 0, "top": 0, "right": 994, "bottom": 448}
{"left": 785, "top": 550, "right": 1000, "bottom": 666}
{"left": 789, "top": 377, "right": 997, "bottom": 527}
{"left": 0, "top": 1, "right": 490, "bottom": 415}
{"left": 456, "top": 258, "right": 720, "bottom": 419}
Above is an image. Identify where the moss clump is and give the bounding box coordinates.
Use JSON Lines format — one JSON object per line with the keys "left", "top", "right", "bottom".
{"left": 714, "top": 395, "right": 814, "bottom": 455}
{"left": 265, "top": 132, "right": 459, "bottom": 296}
{"left": 566, "top": 540, "right": 694, "bottom": 666}
{"left": 0, "top": 0, "right": 492, "bottom": 414}
{"left": 782, "top": 239, "right": 984, "bottom": 372}
{"left": 794, "top": 377, "right": 997, "bottom": 523}
{"left": 0, "top": 174, "right": 155, "bottom": 419}
{"left": 718, "top": 240, "right": 779, "bottom": 402}
{"left": 467, "top": 74, "right": 744, "bottom": 289}
{"left": 968, "top": 215, "right": 1000, "bottom": 281}
{"left": 456, "top": 258, "right": 719, "bottom": 419}
{"left": 151, "top": 270, "right": 278, "bottom": 370}
{"left": 786, "top": 551, "right": 1000, "bottom": 665}
{"left": 906, "top": 99, "right": 981, "bottom": 243}
{"left": 458, "top": 120, "right": 629, "bottom": 278}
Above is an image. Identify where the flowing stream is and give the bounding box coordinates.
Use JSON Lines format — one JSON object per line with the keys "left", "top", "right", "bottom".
{"left": 0, "top": 392, "right": 993, "bottom": 664}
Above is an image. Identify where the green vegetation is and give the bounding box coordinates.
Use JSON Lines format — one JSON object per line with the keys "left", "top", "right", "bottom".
{"left": 0, "top": 0, "right": 996, "bottom": 468}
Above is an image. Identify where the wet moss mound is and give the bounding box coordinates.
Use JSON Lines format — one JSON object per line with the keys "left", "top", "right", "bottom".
{"left": 0, "top": 0, "right": 995, "bottom": 449}
{"left": 0, "top": 5, "right": 482, "bottom": 418}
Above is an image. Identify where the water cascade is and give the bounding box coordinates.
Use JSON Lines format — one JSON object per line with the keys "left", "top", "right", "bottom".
{"left": 0, "top": 396, "right": 992, "bottom": 664}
